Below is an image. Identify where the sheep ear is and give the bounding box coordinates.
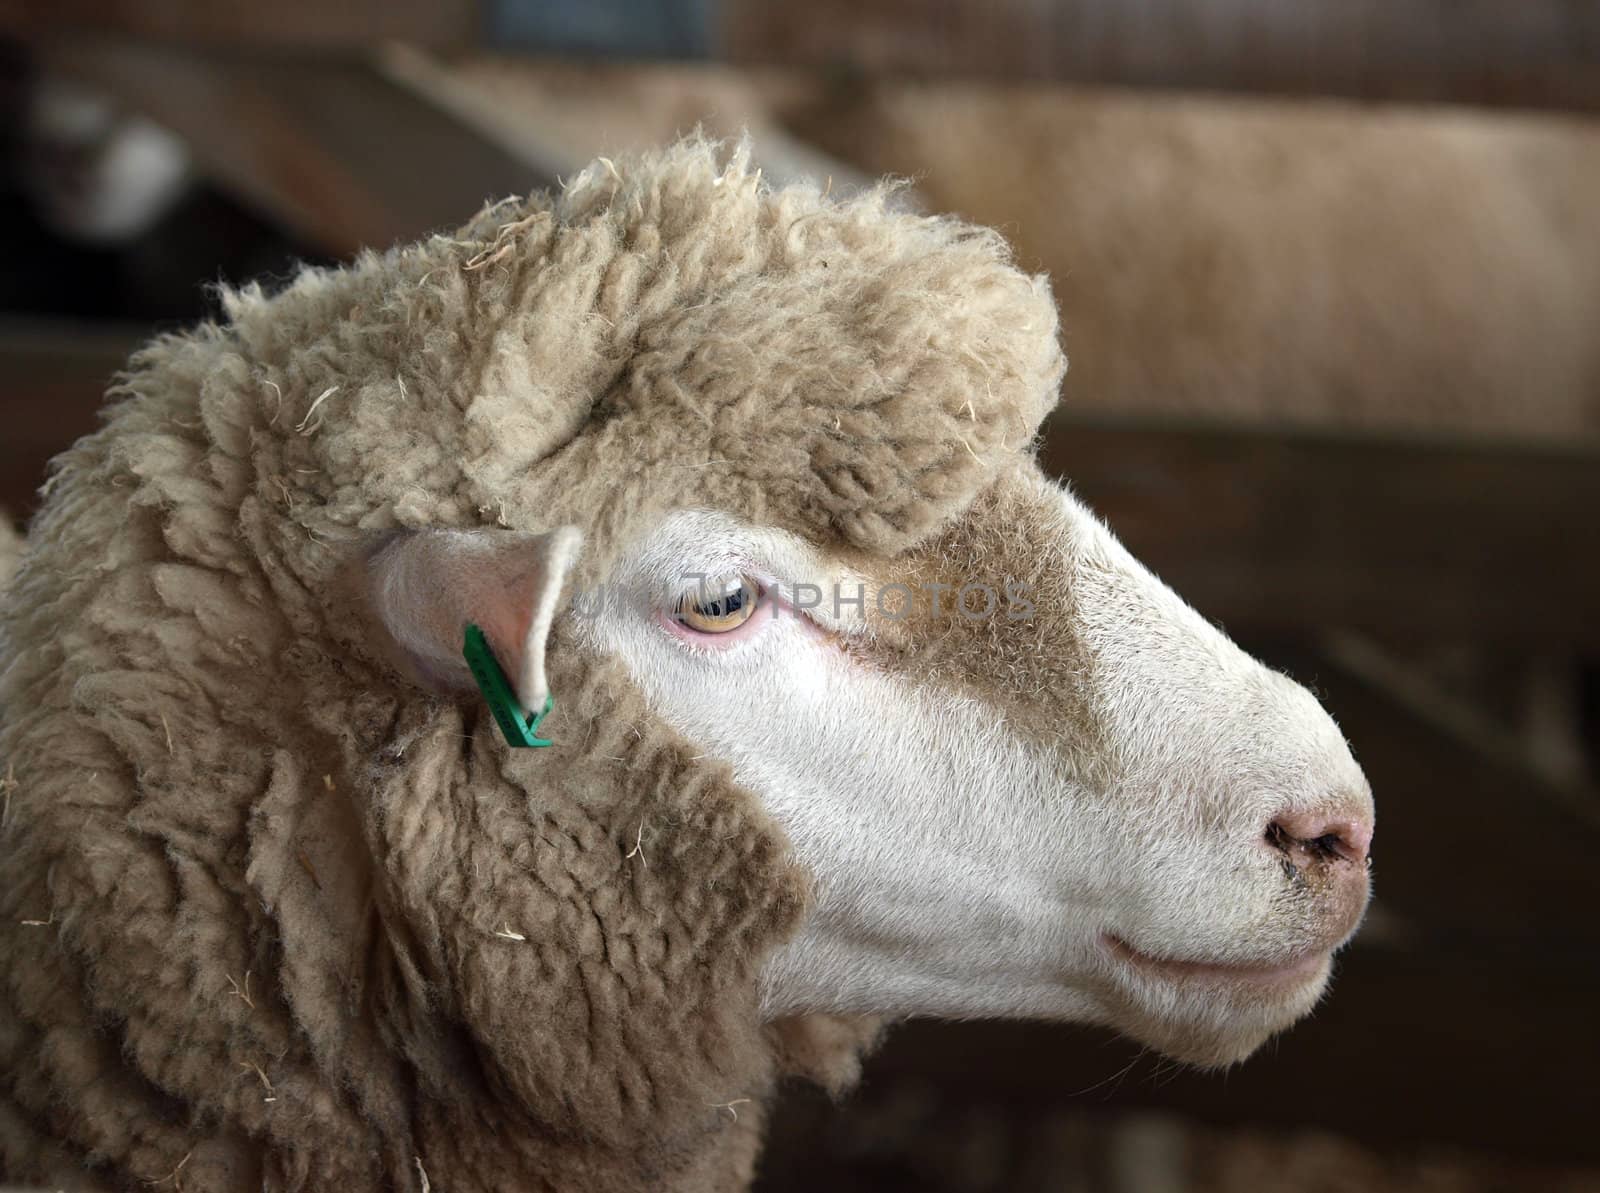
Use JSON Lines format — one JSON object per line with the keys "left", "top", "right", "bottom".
{"left": 365, "top": 526, "right": 583, "bottom": 715}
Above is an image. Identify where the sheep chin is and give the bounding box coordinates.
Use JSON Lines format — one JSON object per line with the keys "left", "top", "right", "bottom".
{"left": 1099, "top": 951, "right": 1335, "bottom": 1069}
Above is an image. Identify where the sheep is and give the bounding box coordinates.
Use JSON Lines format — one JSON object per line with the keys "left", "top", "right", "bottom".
{"left": 0, "top": 139, "right": 1373, "bottom": 1193}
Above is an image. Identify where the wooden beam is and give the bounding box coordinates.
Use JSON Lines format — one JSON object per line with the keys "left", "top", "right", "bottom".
{"left": 0, "top": 0, "right": 479, "bottom": 49}
{"left": 1043, "top": 416, "right": 1600, "bottom": 650}
{"left": 375, "top": 50, "right": 889, "bottom": 204}
{"left": 724, "top": 0, "right": 1600, "bottom": 115}
{"left": 11, "top": 0, "right": 1599, "bottom": 115}
{"left": 1319, "top": 631, "right": 1600, "bottom": 832}
{"left": 39, "top": 39, "right": 548, "bottom": 258}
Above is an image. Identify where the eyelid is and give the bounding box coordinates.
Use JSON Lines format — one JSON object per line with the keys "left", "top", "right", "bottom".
{"left": 667, "top": 572, "right": 758, "bottom": 607}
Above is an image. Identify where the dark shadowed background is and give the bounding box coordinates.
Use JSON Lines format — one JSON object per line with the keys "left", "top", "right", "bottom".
{"left": 2, "top": 2, "right": 1597, "bottom": 1189}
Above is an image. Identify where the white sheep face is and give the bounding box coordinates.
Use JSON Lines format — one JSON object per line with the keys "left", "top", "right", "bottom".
{"left": 575, "top": 467, "right": 1373, "bottom": 1067}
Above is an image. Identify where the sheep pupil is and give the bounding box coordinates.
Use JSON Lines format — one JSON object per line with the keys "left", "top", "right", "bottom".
{"left": 698, "top": 589, "right": 744, "bottom": 617}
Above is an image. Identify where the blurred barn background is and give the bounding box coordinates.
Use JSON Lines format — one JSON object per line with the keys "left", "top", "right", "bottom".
{"left": 1, "top": 2, "right": 1597, "bottom": 1190}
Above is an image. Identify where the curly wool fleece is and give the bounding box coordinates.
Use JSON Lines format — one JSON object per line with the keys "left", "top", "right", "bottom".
{"left": 0, "top": 140, "right": 1064, "bottom": 1192}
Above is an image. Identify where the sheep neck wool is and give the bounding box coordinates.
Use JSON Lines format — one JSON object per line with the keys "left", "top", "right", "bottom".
{"left": 0, "top": 139, "right": 1064, "bottom": 1191}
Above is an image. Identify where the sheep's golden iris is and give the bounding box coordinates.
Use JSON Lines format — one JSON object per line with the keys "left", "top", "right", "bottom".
{"left": 675, "top": 578, "right": 757, "bottom": 633}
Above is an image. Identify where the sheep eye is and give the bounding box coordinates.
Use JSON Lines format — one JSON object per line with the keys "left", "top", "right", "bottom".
{"left": 674, "top": 578, "right": 759, "bottom": 634}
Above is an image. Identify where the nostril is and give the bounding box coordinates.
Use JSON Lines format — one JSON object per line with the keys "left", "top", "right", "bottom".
{"left": 1266, "top": 810, "right": 1372, "bottom": 866}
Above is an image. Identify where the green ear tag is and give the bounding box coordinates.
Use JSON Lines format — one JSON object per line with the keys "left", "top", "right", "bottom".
{"left": 462, "top": 623, "right": 554, "bottom": 748}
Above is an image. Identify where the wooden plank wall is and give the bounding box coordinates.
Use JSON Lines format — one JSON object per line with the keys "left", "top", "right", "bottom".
{"left": 1041, "top": 420, "right": 1600, "bottom": 652}
{"left": 0, "top": 0, "right": 478, "bottom": 48}
{"left": 3, "top": 0, "right": 1600, "bottom": 113}
{"left": 725, "top": 0, "right": 1600, "bottom": 112}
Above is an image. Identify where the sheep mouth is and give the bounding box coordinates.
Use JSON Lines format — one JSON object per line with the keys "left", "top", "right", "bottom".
{"left": 1102, "top": 934, "right": 1328, "bottom": 992}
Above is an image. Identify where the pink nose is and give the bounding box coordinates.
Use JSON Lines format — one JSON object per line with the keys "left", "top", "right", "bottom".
{"left": 1265, "top": 807, "right": 1373, "bottom": 867}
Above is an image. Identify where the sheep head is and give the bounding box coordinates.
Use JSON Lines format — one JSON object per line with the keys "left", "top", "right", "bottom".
{"left": 0, "top": 138, "right": 1371, "bottom": 1191}
{"left": 302, "top": 141, "right": 1368, "bottom": 1076}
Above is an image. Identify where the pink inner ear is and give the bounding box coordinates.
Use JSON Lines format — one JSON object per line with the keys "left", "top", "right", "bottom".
{"left": 471, "top": 573, "right": 538, "bottom": 693}
{"left": 367, "top": 527, "right": 583, "bottom": 713}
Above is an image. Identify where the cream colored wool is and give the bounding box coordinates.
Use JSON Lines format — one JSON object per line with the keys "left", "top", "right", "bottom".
{"left": 0, "top": 140, "right": 1063, "bottom": 1191}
